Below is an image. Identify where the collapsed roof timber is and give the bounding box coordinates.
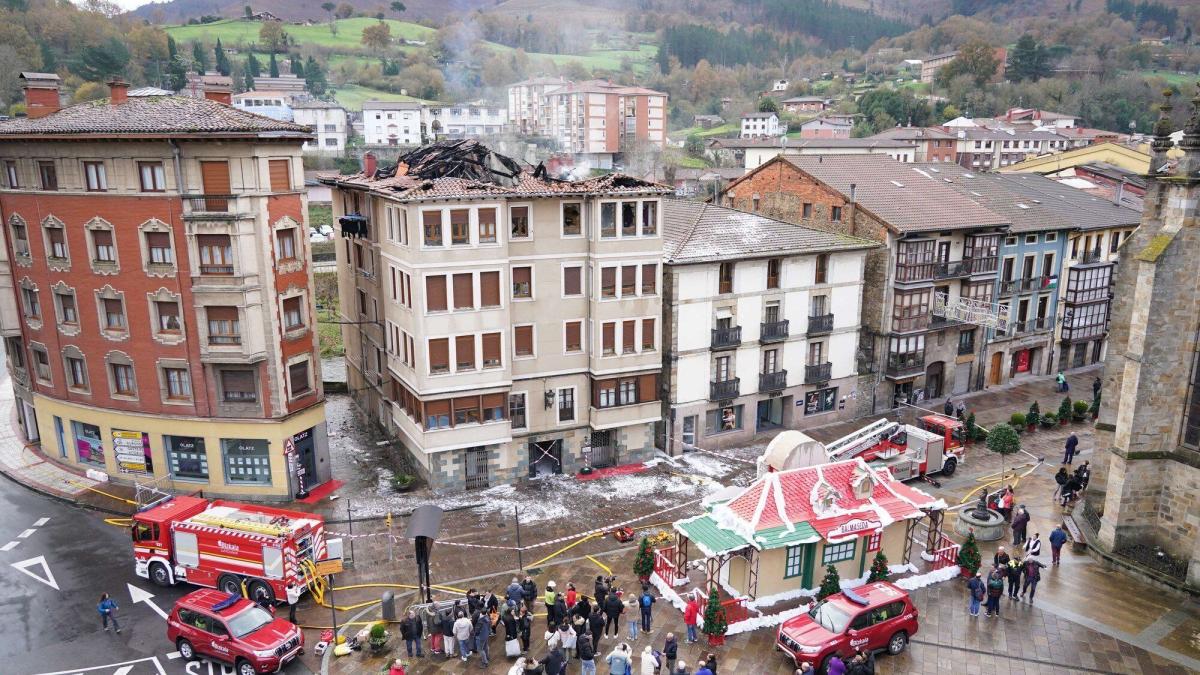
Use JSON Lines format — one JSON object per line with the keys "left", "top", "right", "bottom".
{"left": 377, "top": 139, "right": 525, "bottom": 186}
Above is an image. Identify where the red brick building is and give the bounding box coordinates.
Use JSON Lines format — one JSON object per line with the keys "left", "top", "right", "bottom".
{"left": 0, "top": 74, "right": 329, "bottom": 501}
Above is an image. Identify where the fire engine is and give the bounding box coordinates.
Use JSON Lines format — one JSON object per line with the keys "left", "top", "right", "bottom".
{"left": 132, "top": 495, "right": 327, "bottom": 604}
{"left": 824, "top": 414, "right": 965, "bottom": 483}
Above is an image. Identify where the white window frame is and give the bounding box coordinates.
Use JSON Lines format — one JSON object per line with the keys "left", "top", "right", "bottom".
{"left": 509, "top": 391, "right": 528, "bottom": 430}
{"left": 556, "top": 386, "right": 576, "bottom": 425}
{"left": 513, "top": 323, "right": 536, "bottom": 360}
{"left": 509, "top": 202, "right": 532, "bottom": 240}
{"left": 560, "top": 201, "right": 584, "bottom": 239}
{"left": 561, "top": 263, "right": 585, "bottom": 298}
{"left": 563, "top": 319, "right": 585, "bottom": 354}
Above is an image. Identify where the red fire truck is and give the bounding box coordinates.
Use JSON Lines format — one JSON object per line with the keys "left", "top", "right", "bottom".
{"left": 824, "top": 414, "right": 966, "bottom": 482}
{"left": 132, "top": 495, "right": 327, "bottom": 604}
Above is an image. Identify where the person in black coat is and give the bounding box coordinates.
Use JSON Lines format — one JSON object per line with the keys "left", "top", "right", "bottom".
{"left": 544, "top": 647, "right": 566, "bottom": 675}
{"left": 400, "top": 609, "right": 424, "bottom": 657}
{"left": 517, "top": 605, "right": 533, "bottom": 654}
{"left": 704, "top": 653, "right": 718, "bottom": 674}
{"left": 573, "top": 596, "right": 592, "bottom": 623}
{"left": 553, "top": 595, "right": 568, "bottom": 630}
{"left": 594, "top": 576, "right": 608, "bottom": 608}
{"left": 603, "top": 590, "right": 624, "bottom": 637}
{"left": 503, "top": 606, "right": 518, "bottom": 641}
{"left": 521, "top": 576, "right": 538, "bottom": 606}
{"left": 576, "top": 627, "right": 596, "bottom": 663}
{"left": 440, "top": 609, "right": 455, "bottom": 659}
{"left": 587, "top": 607, "right": 605, "bottom": 652}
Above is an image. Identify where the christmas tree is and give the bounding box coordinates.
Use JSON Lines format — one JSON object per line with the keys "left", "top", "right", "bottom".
{"left": 701, "top": 585, "right": 727, "bottom": 638}
{"left": 957, "top": 530, "right": 981, "bottom": 575}
{"left": 867, "top": 551, "right": 890, "bottom": 582}
{"left": 633, "top": 536, "right": 655, "bottom": 580}
{"left": 817, "top": 564, "right": 841, "bottom": 600}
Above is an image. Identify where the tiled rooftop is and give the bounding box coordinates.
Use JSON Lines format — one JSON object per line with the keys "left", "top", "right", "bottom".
{"left": 0, "top": 95, "right": 311, "bottom": 137}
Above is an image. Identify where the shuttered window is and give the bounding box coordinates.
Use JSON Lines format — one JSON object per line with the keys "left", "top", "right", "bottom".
{"left": 425, "top": 275, "right": 447, "bottom": 312}
{"left": 428, "top": 338, "right": 450, "bottom": 373}
{"left": 514, "top": 325, "right": 533, "bottom": 356}
{"left": 638, "top": 373, "right": 657, "bottom": 402}
{"left": 642, "top": 318, "right": 656, "bottom": 350}
{"left": 482, "top": 332, "right": 501, "bottom": 367}
{"left": 563, "top": 266, "right": 582, "bottom": 296}
{"left": 602, "top": 322, "right": 615, "bottom": 355}
{"left": 147, "top": 232, "right": 173, "bottom": 264}
{"left": 482, "top": 393, "right": 506, "bottom": 422}
{"left": 220, "top": 370, "right": 256, "bottom": 402}
{"left": 601, "top": 267, "right": 616, "bottom": 298}
{"left": 623, "top": 320, "right": 636, "bottom": 353}
{"left": 621, "top": 266, "right": 637, "bottom": 295}
{"left": 480, "top": 271, "right": 500, "bottom": 307}
{"left": 425, "top": 399, "right": 451, "bottom": 430}
{"left": 641, "top": 264, "right": 657, "bottom": 294}
{"left": 268, "top": 159, "right": 291, "bottom": 192}
{"left": 453, "top": 273, "right": 474, "bottom": 309}
{"left": 454, "top": 397, "right": 481, "bottom": 425}
{"left": 91, "top": 229, "right": 115, "bottom": 262}
{"left": 512, "top": 266, "right": 531, "bottom": 298}
{"left": 564, "top": 321, "right": 582, "bottom": 352}
{"left": 199, "top": 161, "right": 230, "bottom": 211}
{"left": 455, "top": 335, "right": 475, "bottom": 370}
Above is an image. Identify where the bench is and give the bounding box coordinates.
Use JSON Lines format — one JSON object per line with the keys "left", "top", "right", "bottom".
{"left": 1062, "top": 515, "right": 1087, "bottom": 553}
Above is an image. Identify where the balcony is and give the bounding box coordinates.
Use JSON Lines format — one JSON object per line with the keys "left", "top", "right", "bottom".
{"left": 804, "top": 362, "right": 832, "bottom": 384}
{"left": 1064, "top": 287, "right": 1112, "bottom": 305}
{"left": 885, "top": 352, "right": 926, "bottom": 377}
{"left": 931, "top": 314, "right": 963, "bottom": 329}
{"left": 1080, "top": 249, "right": 1105, "bottom": 264}
{"left": 759, "top": 370, "right": 788, "bottom": 392}
{"left": 709, "top": 378, "right": 740, "bottom": 401}
{"left": 760, "top": 320, "right": 790, "bottom": 343}
{"left": 207, "top": 334, "right": 242, "bottom": 346}
{"left": 896, "top": 260, "right": 969, "bottom": 283}
{"left": 957, "top": 339, "right": 975, "bottom": 356}
{"left": 182, "top": 195, "right": 249, "bottom": 221}
{"left": 999, "top": 278, "right": 1021, "bottom": 296}
{"left": 806, "top": 314, "right": 834, "bottom": 335}
{"left": 1062, "top": 322, "right": 1108, "bottom": 342}
{"left": 711, "top": 326, "right": 742, "bottom": 350}
{"left": 1012, "top": 316, "right": 1054, "bottom": 334}
{"left": 963, "top": 256, "right": 999, "bottom": 275}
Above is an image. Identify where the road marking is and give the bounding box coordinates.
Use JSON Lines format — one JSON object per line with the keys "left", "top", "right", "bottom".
{"left": 0, "top": 541, "right": 17, "bottom": 551}
{"left": 165, "top": 652, "right": 181, "bottom": 660}
{"left": 33, "top": 517, "right": 49, "bottom": 527}
{"left": 11, "top": 555, "right": 60, "bottom": 591}
{"left": 17, "top": 529, "right": 35, "bottom": 539}
{"left": 35, "top": 656, "right": 166, "bottom": 675}
{"left": 128, "top": 582, "right": 169, "bottom": 620}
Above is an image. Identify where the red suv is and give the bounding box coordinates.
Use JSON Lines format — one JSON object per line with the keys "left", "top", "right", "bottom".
{"left": 169, "top": 589, "right": 303, "bottom": 675}
{"left": 776, "top": 581, "right": 917, "bottom": 673}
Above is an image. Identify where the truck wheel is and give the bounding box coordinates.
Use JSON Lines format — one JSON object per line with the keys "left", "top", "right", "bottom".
{"left": 888, "top": 631, "right": 908, "bottom": 655}
{"left": 176, "top": 639, "right": 195, "bottom": 661}
{"left": 236, "top": 659, "right": 256, "bottom": 675}
{"left": 819, "top": 655, "right": 834, "bottom": 675}
{"left": 149, "top": 562, "right": 172, "bottom": 587}
{"left": 248, "top": 579, "right": 276, "bottom": 604}
{"left": 218, "top": 574, "right": 243, "bottom": 596}
{"left": 941, "top": 457, "right": 957, "bottom": 476}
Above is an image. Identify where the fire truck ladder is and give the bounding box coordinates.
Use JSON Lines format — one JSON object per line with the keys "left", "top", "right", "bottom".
{"left": 189, "top": 513, "right": 290, "bottom": 537}
{"left": 824, "top": 418, "right": 901, "bottom": 462}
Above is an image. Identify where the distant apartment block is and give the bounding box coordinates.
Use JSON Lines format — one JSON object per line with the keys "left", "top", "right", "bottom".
{"left": 507, "top": 77, "right": 567, "bottom": 135}
{"left": 292, "top": 100, "right": 349, "bottom": 154}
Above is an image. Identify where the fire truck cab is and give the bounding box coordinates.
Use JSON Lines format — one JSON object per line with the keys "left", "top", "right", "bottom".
{"left": 132, "top": 495, "right": 326, "bottom": 605}
{"left": 824, "top": 415, "right": 966, "bottom": 482}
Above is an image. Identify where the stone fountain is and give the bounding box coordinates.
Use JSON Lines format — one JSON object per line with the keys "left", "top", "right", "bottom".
{"left": 955, "top": 489, "right": 1006, "bottom": 541}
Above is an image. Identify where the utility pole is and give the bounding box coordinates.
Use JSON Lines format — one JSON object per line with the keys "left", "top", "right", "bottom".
{"left": 515, "top": 506, "right": 523, "bottom": 572}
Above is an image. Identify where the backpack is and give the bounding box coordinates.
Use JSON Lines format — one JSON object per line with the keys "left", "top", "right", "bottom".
{"left": 971, "top": 582, "right": 984, "bottom": 601}
{"left": 641, "top": 594, "right": 652, "bottom": 608}
{"left": 987, "top": 576, "right": 1003, "bottom": 591}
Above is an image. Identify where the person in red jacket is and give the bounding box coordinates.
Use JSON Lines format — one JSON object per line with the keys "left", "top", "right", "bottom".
{"left": 683, "top": 595, "right": 700, "bottom": 644}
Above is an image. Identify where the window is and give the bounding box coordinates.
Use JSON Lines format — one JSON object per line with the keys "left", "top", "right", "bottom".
{"left": 480, "top": 271, "right": 500, "bottom": 307}
{"left": 706, "top": 404, "right": 743, "bottom": 433}
{"left": 802, "top": 203, "right": 812, "bottom": 218}
{"left": 642, "top": 318, "right": 656, "bottom": 350}
{"left": 425, "top": 400, "right": 451, "bottom": 430}
{"left": 111, "top": 363, "right": 136, "bottom": 396}
{"left": 621, "top": 201, "right": 637, "bottom": 237}
{"left": 83, "top": 161, "right": 107, "bottom": 191}
{"left": 425, "top": 275, "right": 447, "bottom": 312}
{"left": 38, "top": 161, "right": 57, "bottom": 191}
{"left": 165, "top": 368, "right": 191, "bottom": 400}
{"left": 1110, "top": 230, "right": 1122, "bottom": 253}
{"left": 222, "top": 439, "right": 271, "bottom": 485}
{"left": 602, "top": 322, "right": 616, "bottom": 355}
{"left": 21, "top": 287, "right": 40, "bottom": 320}
{"left": 283, "top": 297, "right": 303, "bottom": 330}
{"left": 482, "top": 393, "right": 506, "bottom": 422}
{"left": 598, "top": 380, "right": 616, "bottom": 408}
{"left": 563, "top": 266, "right": 582, "bottom": 296}
{"left": 197, "top": 235, "right": 233, "bottom": 274}
{"left": 621, "top": 266, "right": 637, "bottom": 296}
{"left": 478, "top": 208, "right": 497, "bottom": 244}
{"left": 601, "top": 267, "right": 616, "bottom": 298}
{"left": 564, "top": 321, "right": 582, "bottom": 352}
{"left": 512, "top": 266, "right": 532, "bottom": 299}
{"left": 718, "top": 262, "right": 734, "bottom": 294}
{"left": 428, "top": 337, "right": 450, "bottom": 373}
{"left": 276, "top": 228, "right": 297, "bottom": 261}
{"left": 509, "top": 393, "right": 527, "bottom": 429}
{"left": 815, "top": 254, "right": 829, "bottom": 284}
{"left": 805, "top": 387, "right": 838, "bottom": 415}
{"left": 156, "top": 300, "right": 180, "bottom": 332}
{"left": 56, "top": 291, "right": 77, "bottom": 325}
{"left": 831, "top": 206, "right": 842, "bottom": 222}
{"left": 763, "top": 348, "right": 778, "bottom": 373}
{"left": 206, "top": 306, "right": 240, "bottom": 344}
{"left": 641, "top": 264, "right": 656, "bottom": 295}
{"left": 893, "top": 289, "right": 931, "bottom": 332}
{"left": 3, "top": 160, "right": 16, "bottom": 188}
{"left": 423, "top": 210, "right": 443, "bottom": 246}
{"left": 514, "top": 325, "right": 534, "bottom": 357}
{"left": 1045, "top": 232, "right": 1057, "bottom": 243}
{"left": 73, "top": 421, "right": 103, "bottom": 465}
{"left": 91, "top": 229, "right": 115, "bottom": 263}
{"left": 562, "top": 202, "right": 582, "bottom": 236}
{"left": 66, "top": 356, "right": 87, "bottom": 389}
{"left": 453, "top": 273, "right": 474, "bottom": 310}
{"left": 510, "top": 205, "right": 530, "bottom": 238}
{"left": 166, "top": 436, "right": 206, "bottom": 480}
{"left": 600, "top": 202, "right": 617, "bottom": 238}
{"left": 450, "top": 209, "right": 470, "bottom": 245}
{"left": 867, "top": 532, "right": 882, "bottom": 552}
{"left": 455, "top": 334, "right": 476, "bottom": 370}
{"left": 641, "top": 200, "right": 657, "bottom": 236}
{"left": 784, "top": 545, "right": 805, "bottom": 578}
{"left": 558, "top": 387, "right": 575, "bottom": 422}
{"left": 481, "top": 332, "right": 501, "bottom": 368}
{"left": 822, "top": 540, "right": 856, "bottom": 564}
{"left": 103, "top": 298, "right": 126, "bottom": 330}
{"left": 288, "top": 360, "right": 311, "bottom": 397}
{"left": 767, "top": 258, "right": 781, "bottom": 289}
{"left": 32, "top": 347, "right": 50, "bottom": 381}
{"left": 715, "top": 354, "right": 731, "bottom": 382}
{"left": 138, "top": 162, "right": 166, "bottom": 192}
{"left": 146, "top": 232, "right": 173, "bottom": 265}
{"left": 11, "top": 220, "right": 28, "bottom": 256}
{"left": 268, "top": 159, "right": 291, "bottom": 192}
{"left": 47, "top": 226, "right": 67, "bottom": 260}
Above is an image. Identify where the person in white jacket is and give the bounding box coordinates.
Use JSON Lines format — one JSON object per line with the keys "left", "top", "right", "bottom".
{"left": 547, "top": 622, "right": 578, "bottom": 659}
{"left": 508, "top": 657, "right": 528, "bottom": 675}
{"left": 640, "top": 644, "right": 660, "bottom": 674}
{"left": 452, "top": 612, "right": 474, "bottom": 663}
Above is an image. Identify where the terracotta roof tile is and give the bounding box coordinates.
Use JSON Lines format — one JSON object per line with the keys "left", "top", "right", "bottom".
{"left": 0, "top": 95, "right": 311, "bottom": 137}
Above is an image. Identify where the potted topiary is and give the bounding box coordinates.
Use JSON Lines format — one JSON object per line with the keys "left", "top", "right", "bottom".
{"left": 867, "top": 550, "right": 890, "bottom": 583}
{"left": 368, "top": 622, "right": 390, "bottom": 653}
{"left": 1026, "top": 401, "right": 1040, "bottom": 432}
{"left": 957, "top": 530, "right": 982, "bottom": 578}
{"left": 1010, "top": 413, "right": 1026, "bottom": 433}
{"left": 701, "top": 585, "right": 728, "bottom": 647}
{"left": 987, "top": 422, "right": 1021, "bottom": 480}
{"left": 1058, "top": 397, "right": 1072, "bottom": 426}
{"left": 633, "top": 536, "right": 655, "bottom": 583}
{"left": 391, "top": 474, "right": 416, "bottom": 493}
{"left": 1040, "top": 412, "right": 1057, "bottom": 428}
{"left": 1073, "top": 399, "right": 1090, "bottom": 422}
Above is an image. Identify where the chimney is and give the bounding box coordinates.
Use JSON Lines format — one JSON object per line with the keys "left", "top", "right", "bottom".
{"left": 363, "top": 152, "right": 377, "bottom": 177}
{"left": 201, "top": 72, "right": 233, "bottom": 105}
{"left": 20, "top": 72, "right": 62, "bottom": 119}
{"left": 1114, "top": 179, "right": 1124, "bottom": 207}
{"left": 107, "top": 77, "right": 129, "bottom": 104}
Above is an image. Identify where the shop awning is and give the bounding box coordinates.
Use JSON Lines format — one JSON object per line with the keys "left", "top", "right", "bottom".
{"left": 675, "top": 514, "right": 752, "bottom": 558}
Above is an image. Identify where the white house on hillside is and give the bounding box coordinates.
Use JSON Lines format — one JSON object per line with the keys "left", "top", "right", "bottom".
{"left": 741, "top": 112, "right": 783, "bottom": 139}
{"left": 363, "top": 100, "right": 426, "bottom": 146}
{"left": 292, "top": 99, "right": 349, "bottom": 154}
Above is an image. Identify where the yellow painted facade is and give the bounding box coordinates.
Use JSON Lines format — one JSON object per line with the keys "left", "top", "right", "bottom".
{"left": 999, "top": 142, "right": 1152, "bottom": 175}
{"left": 32, "top": 393, "right": 326, "bottom": 500}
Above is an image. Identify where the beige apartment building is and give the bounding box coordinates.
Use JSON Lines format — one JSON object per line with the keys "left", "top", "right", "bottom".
{"left": 541, "top": 81, "right": 668, "bottom": 167}
{"left": 323, "top": 141, "right": 671, "bottom": 490}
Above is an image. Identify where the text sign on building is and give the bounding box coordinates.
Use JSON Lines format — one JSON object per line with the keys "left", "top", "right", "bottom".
{"left": 827, "top": 518, "right": 882, "bottom": 541}
{"left": 314, "top": 558, "right": 343, "bottom": 576}
{"left": 113, "top": 429, "right": 152, "bottom": 474}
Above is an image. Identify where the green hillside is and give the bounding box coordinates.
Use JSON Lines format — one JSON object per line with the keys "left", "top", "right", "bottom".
{"left": 330, "top": 84, "right": 432, "bottom": 110}
{"left": 164, "top": 18, "right": 435, "bottom": 49}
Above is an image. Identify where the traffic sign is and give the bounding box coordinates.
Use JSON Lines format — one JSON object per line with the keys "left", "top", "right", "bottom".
{"left": 314, "top": 558, "right": 343, "bottom": 576}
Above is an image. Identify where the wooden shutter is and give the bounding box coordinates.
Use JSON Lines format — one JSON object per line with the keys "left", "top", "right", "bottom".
{"left": 482, "top": 393, "right": 507, "bottom": 418}
{"left": 623, "top": 320, "right": 635, "bottom": 352}
{"left": 512, "top": 266, "right": 531, "bottom": 297}
{"left": 206, "top": 305, "right": 238, "bottom": 321}
{"left": 638, "top": 374, "right": 657, "bottom": 402}
{"left": 642, "top": 318, "right": 655, "bottom": 349}
{"left": 621, "top": 265, "right": 636, "bottom": 293}
{"left": 146, "top": 232, "right": 170, "bottom": 249}
{"left": 222, "top": 370, "right": 254, "bottom": 394}
{"left": 428, "top": 338, "right": 449, "bottom": 372}
{"left": 514, "top": 325, "right": 533, "bottom": 355}
{"left": 199, "top": 161, "right": 230, "bottom": 194}
{"left": 565, "top": 321, "right": 581, "bottom": 351}
{"left": 268, "top": 159, "right": 291, "bottom": 192}
{"left": 482, "top": 332, "right": 501, "bottom": 366}
{"left": 425, "top": 399, "right": 450, "bottom": 425}
{"left": 480, "top": 271, "right": 500, "bottom": 307}
{"left": 602, "top": 322, "right": 615, "bottom": 353}
{"left": 453, "top": 273, "right": 473, "bottom": 309}
{"left": 455, "top": 335, "right": 475, "bottom": 369}
{"left": 564, "top": 267, "right": 581, "bottom": 295}
{"left": 601, "top": 267, "right": 615, "bottom": 295}
{"left": 641, "top": 264, "right": 656, "bottom": 294}
{"left": 425, "top": 275, "right": 447, "bottom": 312}
{"left": 92, "top": 229, "right": 113, "bottom": 247}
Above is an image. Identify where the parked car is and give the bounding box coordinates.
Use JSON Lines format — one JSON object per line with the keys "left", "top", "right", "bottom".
{"left": 776, "top": 581, "right": 917, "bottom": 673}
{"left": 168, "top": 589, "right": 303, "bottom": 675}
